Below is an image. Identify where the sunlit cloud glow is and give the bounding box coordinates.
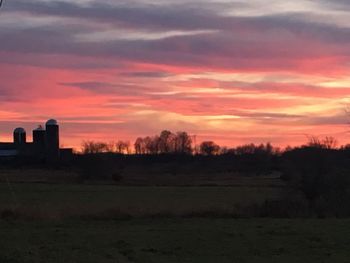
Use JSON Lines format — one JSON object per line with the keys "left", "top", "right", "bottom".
{"left": 0, "top": 0, "right": 349, "bottom": 149}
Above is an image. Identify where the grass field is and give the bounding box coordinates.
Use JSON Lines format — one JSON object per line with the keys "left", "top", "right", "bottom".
{"left": 0, "top": 168, "right": 285, "bottom": 186}
{"left": 0, "top": 183, "right": 282, "bottom": 218}
{"left": 1, "top": 218, "right": 350, "bottom": 263}
{"left": 0, "top": 180, "right": 349, "bottom": 262}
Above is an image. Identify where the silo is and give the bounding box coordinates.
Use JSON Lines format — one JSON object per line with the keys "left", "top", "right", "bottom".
{"left": 13, "top": 127, "right": 26, "bottom": 145}
{"left": 33, "top": 125, "right": 46, "bottom": 152}
{"left": 45, "top": 119, "right": 59, "bottom": 161}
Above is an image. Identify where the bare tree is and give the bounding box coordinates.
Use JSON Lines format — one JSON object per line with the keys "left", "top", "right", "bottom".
{"left": 158, "top": 130, "right": 175, "bottom": 153}
{"left": 144, "top": 136, "right": 160, "bottom": 154}
{"left": 133, "top": 130, "right": 193, "bottom": 155}
{"left": 175, "top": 131, "right": 193, "bottom": 154}
{"left": 322, "top": 136, "right": 338, "bottom": 149}
{"left": 106, "top": 141, "right": 115, "bottom": 152}
{"left": 307, "top": 136, "right": 338, "bottom": 149}
{"left": 81, "top": 141, "right": 109, "bottom": 154}
{"left": 125, "top": 141, "right": 131, "bottom": 154}
{"left": 134, "top": 137, "right": 145, "bottom": 154}
{"left": 116, "top": 140, "right": 130, "bottom": 154}
{"left": 199, "top": 141, "right": 220, "bottom": 155}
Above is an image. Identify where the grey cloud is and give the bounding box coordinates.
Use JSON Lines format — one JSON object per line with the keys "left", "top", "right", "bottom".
{"left": 251, "top": 113, "right": 350, "bottom": 127}
{"left": 59, "top": 81, "right": 167, "bottom": 96}
{"left": 6, "top": 0, "right": 350, "bottom": 39}
{"left": 7, "top": 0, "right": 238, "bottom": 31}
{"left": 60, "top": 81, "right": 135, "bottom": 95}
{"left": 1, "top": 0, "right": 350, "bottom": 72}
{"left": 119, "top": 71, "right": 172, "bottom": 78}
{"left": 0, "top": 89, "right": 16, "bottom": 102}
{"left": 303, "top": 114, "right": 350, "bottom": 126}
{"left": 319, "top": 0, "right": 350, "bottom": 11}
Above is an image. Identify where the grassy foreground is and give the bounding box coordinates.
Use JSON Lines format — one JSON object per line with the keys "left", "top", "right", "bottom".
{"left": 1, "top": 182, "right": 349, "bottom": 262}
{"left": 0, "top": 183, "right": 282, "bottom": 218}
{"left": 1, "top": 218, "right": 350, "bottom": 263}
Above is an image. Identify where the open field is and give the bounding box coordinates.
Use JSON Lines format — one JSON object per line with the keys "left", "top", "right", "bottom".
{"left": 0, "top": 178, "right": 348, "bottom": 262}
{"left": 0, "top": 168, "right": 285, "bottom": 186}
{"left": 0, "top": 183, "right": 283, "bottom": 218}
{"left": 1, "top": 218, "right": 350, "bottom": 263}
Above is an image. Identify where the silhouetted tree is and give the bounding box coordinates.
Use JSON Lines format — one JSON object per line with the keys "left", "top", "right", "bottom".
{"left": 234, "top": 143, "right": 277, "bottom": 155}
{"left": 200, "top": 141, "right": 220, "bottom": 155}
{"left": 81, "top": 141, "right": 110, "bottom": 154}
{"left": 219, "top": 146, "right": 229, "bottom": 155}
{"left": 115, "top": 140, "right": 130, "bottom": 154}
{"left": 322, "top": 136, "right": 338, "bottom": 149}
{"left": 133, "top": 131, "right": 194, "bottom": 155}
{"left": 134, "top": 137, "right": 145, "bottom": 154}
{"left": 174, "top": 131, "right": 193, "bottom": 154}
{"left": 307, "top": 136, "right": 338, "bottom": 149}
{"left": 158, "top": 130, "right": 174, "bottom": 153}
{"left": 106, "top": 141, "right": 115, "bottom": 152}
{"left": 144, "top": 136, "right": 159, "bottom": 154}
{"left": 235, "top": 143, "right": 256, "bottom": 155}
{"left": 134, "top": 136, "right": 159, "bottom": 154}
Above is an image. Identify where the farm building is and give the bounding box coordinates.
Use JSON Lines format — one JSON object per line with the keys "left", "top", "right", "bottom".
{"left": 0, "top": 119, "right": 72, "bottom": 162}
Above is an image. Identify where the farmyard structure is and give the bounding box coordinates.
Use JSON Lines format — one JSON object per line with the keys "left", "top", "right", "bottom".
{"left": 0, "top": 119, "right": 72, "bottom": 162}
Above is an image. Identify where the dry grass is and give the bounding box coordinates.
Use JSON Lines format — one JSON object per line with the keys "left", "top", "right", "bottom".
{"left": 0, "top": 183, "right": 283, "bottom": 219}
{"left": 1, "top": 218, "right": 350, "bottom": 263}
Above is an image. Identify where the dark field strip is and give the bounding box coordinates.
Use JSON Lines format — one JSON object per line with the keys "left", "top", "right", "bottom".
{"left": 0, "top": 169, "right": 285, "bottom": 187}
{"left": 0, "top": 218, "right": 350, "bottom": 263}
{"left": 0, "top": 183, "right": 282, "bottom": 219}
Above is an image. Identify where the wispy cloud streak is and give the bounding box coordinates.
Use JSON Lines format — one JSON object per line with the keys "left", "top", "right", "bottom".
{"left": 0, "top": 0, "right": 349, "bottom": 148}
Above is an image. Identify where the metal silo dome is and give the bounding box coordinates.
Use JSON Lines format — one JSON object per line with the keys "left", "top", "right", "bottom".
{"left": 34, "top": 125, "right": 44, "bottom": 131}
{"left": 14, "top": 127, "right": 26, "bottom": 134}
{"left": 14, "top": 127, "right": 27, "bottom": 144}
{"left": 46, "top": 119, "right": 58, "bottom": 126}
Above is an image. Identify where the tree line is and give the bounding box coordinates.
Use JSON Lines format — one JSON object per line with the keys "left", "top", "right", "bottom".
{"left": 82, "top": 130, "right": 195, "bottom": 155}
{"left": 81, "top": 130, "right": 344, "bottom": 156}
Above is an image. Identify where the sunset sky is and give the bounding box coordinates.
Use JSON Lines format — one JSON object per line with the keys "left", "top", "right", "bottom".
{"left": 0, "top": 0, "right": 350, "bottom": 150}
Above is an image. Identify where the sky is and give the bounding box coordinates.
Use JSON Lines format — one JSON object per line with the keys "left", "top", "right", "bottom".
{"left": 0, "top": 0, "right": 350, "bottom": 150}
